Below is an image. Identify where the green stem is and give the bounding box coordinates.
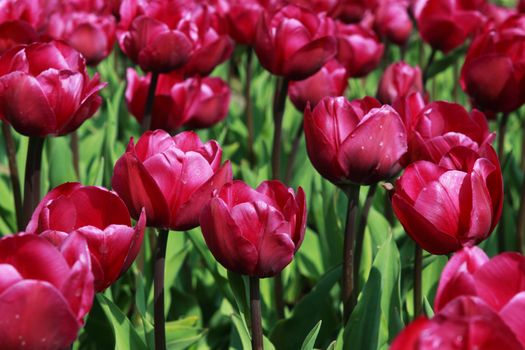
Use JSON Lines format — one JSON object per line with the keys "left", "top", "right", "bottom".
{"left": 250, "top": 277, "right": 264, "bottom": 350}
{"left": 154, "top": 228, "right": 169, "bottom": 350}
{"left": 414, "top": 244, "right": 423, "bottom": 318}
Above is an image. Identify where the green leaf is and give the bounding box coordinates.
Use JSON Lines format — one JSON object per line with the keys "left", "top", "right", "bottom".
{"left": 270, "top": 266, "right": 341, "bottom": 350}
{"left": 230, "top": 313, "right": 275, "bottom": 350}
{"left": 96, "top": 294, "right": 147, "bottom": 350}
{"left": 426, "top": 46, "right": 467, "bottom": 80}
{"left": 165, "top": 317, "right": 207, "bottom": 350}
{"left": 344, "top": 234, "right": 401, "bottom": 350}
{"left": 300, "top": 321, "right": 322, "bottom": 350}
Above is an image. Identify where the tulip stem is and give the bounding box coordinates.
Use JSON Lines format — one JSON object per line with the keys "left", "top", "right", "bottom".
{"left": 497, "top": 113, "right": 509, "bottom": 253}
{"left": 22, "top": 136, "right": 44, "bottom": 227}
{"left": 413, "top": 244, "right": 423, "bottom": 318}
{"left": 353, "top": 183, "right": 378, "bottom": 302}
{"left": 271, "top": 77, "right": 289, "bottom": 180}
{"left": 517, "top": 118, "right": 525, "bottom": 254}
{"left": 250, "top": 276, "right": 264, "bottom": 350}
{"left": 342, "top": 184, "right": 361, "bottom": 323}
{"left": 284, "top": 121, "right": 304, "bottom": 184}
{"left": 71, "top": 131, "right": 80, "bottom": 180}
{"left": 1, "top": 122, "right": 23, "bottom": 230}
{"left": 245, "top": 48, "right": 256, "bottom": 167}
{"left": 141, "top": 72, "right": 159, "bottom": 133}
{"left": 422, "top": 48, "right": 436, "bottom": 87}
{"left": 154, "top": 228, "right": 169, "bottom": 350}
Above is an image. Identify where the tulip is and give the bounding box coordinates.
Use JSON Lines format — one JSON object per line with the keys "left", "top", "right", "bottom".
{"left": 403, "top": 101, "right": 495, "bottom": 165}
{"left": 520, "top": 0, "right": 525, "bottom": 13}
{"left": 200, "top": 180, "right": 307, "bottom": 277}
{"left": 336, "top": 21, "right": 384, "bottom": 77}
{"left": 304, "top": 96, "right": 407, "bottom": 186}
{"left": 481, "top": 4, "right": 516, "bottom": 25}
{"left": 413, "top": 0, "right": 485, "bottom": 53}
{"left": 253, "top": 4, "right": 337, "bottom": 80}
{"left": 117, "top": 0, "right": 193, "bottom": 72}
{"left": 391, "top": 296, "right": 524, "bottom": 350}
{"left": 0, "top": 41, "right": 106, "bottom": 137}
{"left": 223, "top": 0, "right": 264, "bottom": 45}
{"left": 392, "top": 145, "right": 503, "bottom": 255}
{"left": 287, "top": 0, "right": 340, "bottom": 14}
{"left": 374, "top": 1, "right": 413, "bottom": 46}
{"left": 25, "top": 182, "right": 146, "bottom": 292}
{"left": 460, "top": 16, "right": 525, "bottom": 114}
{"left": 0, "top": 20, "right": 38, "bottom": 55}
{"left": 377, "top": 61, "right": 423, "bottom": 105}
{"left": 288, "top": 60, "right": 348, "bottom": 112}
{"left": 336, "top": 0, "right": 376, "bottom": 23}
{"left": 112, "top": 130, "right": 233, "bottom": 231}
{"left": 0, "top": 233, "right": 93, "bottom": 349}
{"left": 126, "top": 69, "right": 230, "bottom": 131}
{"left": 0, "top": 0, "right": 56, "bottom": 33}
{"left": 47, "top": 10, "right": 116, "bottom": 65}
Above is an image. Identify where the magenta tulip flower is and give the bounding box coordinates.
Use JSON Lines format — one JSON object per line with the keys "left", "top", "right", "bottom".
{"left": 25, "top": 182, "right": 146, "bottom": 292}
{"left": 374, "top": 1, "right": 413, "bottom": 46}
{"left": 253, "top": 4, "right": 337, "bottom": 80}
{"left": 112, "top": 130, "right": 233, "bottom": 230}
{"left": 200, "top": 180, "right": 307, "bottom": 277}
{"left": 223, "top": 0, "right": 264, "bottom": 45}
{"left": 304, "top": 96, "right": 407, "bottom": 186}
{"left": 377, "top": 61, "right": 423, "bottom": 105}
{"left": 0, "top": 20, "right": 38, "bottom": 55}
{"left": 392, "top": 145, "right": 503, "bottom": 255}
{"left": 0, "top": 41, "right": 106, "bottom": 137}
{"left": 0, "top": 233, "right": 93, "bottom": 349}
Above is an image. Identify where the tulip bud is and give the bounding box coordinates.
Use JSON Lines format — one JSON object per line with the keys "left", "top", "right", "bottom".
{"left": 392, "top": 145, "right": 503, "bottom": 255}
{"left": 253, "top": 4, "right": 337, "bottom": 80}
{"left": 377, "top": 61, "right": 423, "bottom": 105}
{"left": 336, "top": 21, "right": 384, "bottom": 77}
{"left": 126, "top": 69, "right": 230, "bottom": 131}
{"left": 391, "top": 297, "right": 524, "bottom": 350}
{"left": 112, "top": 130, "right": 233, "bottom": 231}
{"left": 413, "top": 0, "right": 485, "bottom": 53}
{"left": 403, "top": 101, "right": 495, "bottom": 165}
{"left": 0, "top": 41, "right": 106, "bottom": 137}
{"left": 117, "top": 0, "right": 193, "bottom": 72}
{"left": 461, "top": 16, "right": 525, "bottom": 114}
{"left": 0, "top": 233, "right": 93, "bottom": 349}
{"left": 200, "top": 180, "right": 307, "bottom": 278}
{"left": 304, "top": 96, "right": 407, "bottom": 186}
{"left": 224, "top": 0, "right": 264, "bottom": 45}
{"left": 288, "top": 60, "right": 348, "bottom": 112}
{"left": 47, "top": 10, "right": 116, "bottom": 65}
{"left": 374, "top": 1, "right": 412, "bottom": 46}
{"left": 25, "top": 183, "right": 146, "bottom": 292}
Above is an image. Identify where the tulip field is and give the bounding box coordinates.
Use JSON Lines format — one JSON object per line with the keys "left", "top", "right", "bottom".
{"left": 2, "top": 0, "right": 525, "bottom": 349}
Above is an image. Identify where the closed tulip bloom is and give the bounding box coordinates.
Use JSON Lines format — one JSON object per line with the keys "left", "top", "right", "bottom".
{"left": 0, "top": 20, "right": 38, "bottom": 55}
{"left": 126, "top": 69, "right": 230, "bottom": 131}
{"left": 117, "top": 0, "right": 193, "bottom": 72}
{"left": 0, "top": 0, "right": 56, "bottom": 33}
{"left": 413, "top": 0, "right": 485, "bottom": 53}
{"left": 223, "top": 0, "right": 263, "bottom": 45}
{"left": 336, "top": 21, "right": 384, "bottom": 77}
{"left": 461, "top": 16, "right": 525, "bottom": 114}
{"left": 288, "top": 60, "right": 348, "bottom": 112}
{"left": 336, "top": 0, "right": 376, "bottom": 23}
{"left": 304, "top": 96, "right": 407, "bottom": 186}
{"left": 377, "top": 61, "right": 423, "bottom": 105}
{"left": 392, "top": 145, "right": 503, "bottom": 255}
{"left": 0, "top": 233, "right": 94, "bottom": 349}
{"left": 112, "top": 130, "right": 233, "bottom": 230}
{"left": 0, "top": 41, "right": 105, "bottom": 137}
{"left": 25, "top": 183, "right": 146, "bottom": 292}
{"left": 254, "top": 4, "right": 337, "bottom": 80}
{"left": 403, "top": 101, "right": 495, "bottom": 165}
{"left": 374, "top": 1, "right": 413, "bottom": 46}
{"left": 391, "top": 296, "right": 524, "bottom": 350}
{"left": 200, "top": 180, "right": 307, "bottom": 278}
{"left": 520, "top": 0, "right": 525, "bottom": 13}
{"left": 47, "top": 11, "right": 116, "bottom": 65}
{"left": 287, "top": 0, "right": 340, "bottom": 14}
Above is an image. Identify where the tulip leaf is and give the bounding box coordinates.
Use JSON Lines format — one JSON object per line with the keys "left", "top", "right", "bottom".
{"left": 344, "top": 234, "right": 401, "bottom": 350}
{"left": 165, "top": 317, "right": 207, "bottom": 350}
{"left": 425, "top": 46, "right": 468, "bottom": 80}
{"left": 228, "top": 271, "right": 249, "bottom": 318}
{"left": 270, "top": 266, "right": 341, "bottom": 350}
{"left": 230, "top": 313, "right": 276, "bottom": 350}
{"left": 300, "top": 320, "right": 322, "bottom": 350}
{"left": 96, "top": 294, "right": 147, "bottom": 350}
{"left": 46, "top": 137, "right": 77, "bottom": 188}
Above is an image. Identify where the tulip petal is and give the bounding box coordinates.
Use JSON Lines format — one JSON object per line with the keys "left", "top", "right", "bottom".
{"left": 395, "top": 161, "right": 445, "bottom": 202}
{"left": 474, "top": 252, "right": 525, "bottom": 311}
{"left": 284, "top": 36, "right": 337, "bottom": 80}
{"left": 173, "top": 161, "right": 232, "bottom": 231}
{"left": 0, "top": 72, "right": 56, "bottom": 136}
{"left": 121, "top": 208, "right": 146, "bottom": 273}
{"left": 184, "top": 36, "right": 233, "bottom": 76}
{"left": 0, "top": 264, "right": 22, "bottom": 295}
{"left": 200, "top": 197, "right": 258, "bottom": 275}
{"left": 0, "top": 280, "right": 79, "bottom": 350}
{"left": 500, "top": 292, "right": 525, "bottom": 348}
{"left": 139, "top": 30, "right": 192, "bottom": 72}
{"left": 134, "top": 129, "right": 174, "bottom": 160}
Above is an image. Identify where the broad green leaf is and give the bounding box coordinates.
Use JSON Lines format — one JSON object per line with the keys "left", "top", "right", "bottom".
{"left": 300, "top": 321, "right": 322, "bottom": 350}
{"left": 96, "top": 294, "right": 147, "bottom": 350}
{"left": 230, "top": 313, "right": 275, "bottom": 350}
{"left": 166, "top": 317, "right": 206, "bottom": 350}
{"left": 425, "top": 46, "right": 467, "bottom": 80}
